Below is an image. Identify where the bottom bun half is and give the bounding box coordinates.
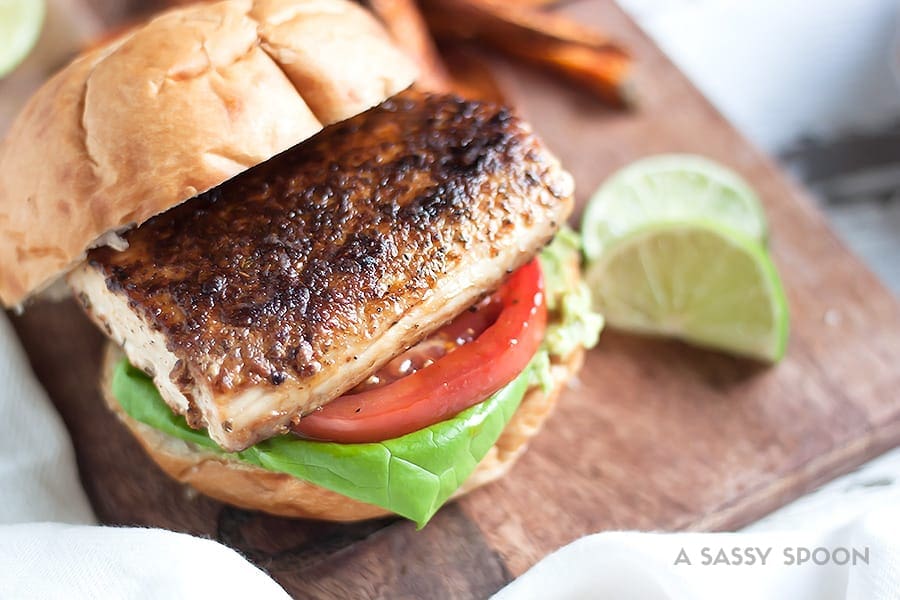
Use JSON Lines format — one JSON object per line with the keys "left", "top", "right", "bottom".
{"left": 100, "top": 343, "right": 584, "bottom": 522}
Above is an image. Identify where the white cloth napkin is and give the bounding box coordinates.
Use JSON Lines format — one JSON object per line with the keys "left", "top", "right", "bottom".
{"left": 2, "top": 310, "right": 898, "bottom": 599}
{"left": 0, "top": 315, "right": 289, "bottom": 600}
{"left": 495, "top": 508, "right": 900, "bottom": 599}
{"left": 1, "top": 523, "right": 290, "bottom": 599}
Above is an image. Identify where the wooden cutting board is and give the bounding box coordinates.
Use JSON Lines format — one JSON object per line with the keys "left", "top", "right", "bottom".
{"left": 9, "top": 1, "right": 900, "bottom": 597}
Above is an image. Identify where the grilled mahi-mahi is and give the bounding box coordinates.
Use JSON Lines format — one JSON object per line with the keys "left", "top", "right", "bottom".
{"left": 68, "top": 92, "right": 574, "bottom": 452}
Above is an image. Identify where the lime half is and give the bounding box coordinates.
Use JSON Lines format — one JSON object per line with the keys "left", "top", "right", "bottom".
{"left": 585, "top": 221, "right": 788, "bottom": 362}
{"left": 0, "top": 0, "right": 45, "bottom": 79}
{"left": 582, "top": 154, "right": 767, "bottom": 260}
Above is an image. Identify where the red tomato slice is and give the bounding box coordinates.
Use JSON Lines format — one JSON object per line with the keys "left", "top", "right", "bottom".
{"left": 350, "top": 295, "right": 502, "bottom": 393}
{"left": 291, "top": 259, "right": 547, "bottom": 443}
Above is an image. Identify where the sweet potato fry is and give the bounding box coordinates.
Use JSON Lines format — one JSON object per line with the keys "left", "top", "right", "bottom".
{"left": 501, "top": 0, "right": 573, "bottom": 7}
{"left": 364, "top": 0, "right": 453, "bottom": 92}
{"left": 420, "top": 0, "right": 634, "bottom": 108}
{"left": 441, "top": 44, "right": 508, "bottom": 104}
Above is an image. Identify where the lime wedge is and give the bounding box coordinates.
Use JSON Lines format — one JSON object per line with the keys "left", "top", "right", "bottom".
{"left": 582, "top": 154, "right": 767, "bottom": 260}
{"left": 585, "top": 221, "right": 788, "bottom": 362}
{"left": 0, "top": 0, "right": 45, "bottom": 79}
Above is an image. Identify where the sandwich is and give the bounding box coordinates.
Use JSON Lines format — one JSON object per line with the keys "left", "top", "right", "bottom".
{"left": 0, "top": 0, "right": 602, "bottom": 527}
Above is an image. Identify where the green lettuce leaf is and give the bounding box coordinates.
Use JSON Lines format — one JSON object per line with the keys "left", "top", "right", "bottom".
{"left": 112, "top": 354, "right": 544, "bottom": 528}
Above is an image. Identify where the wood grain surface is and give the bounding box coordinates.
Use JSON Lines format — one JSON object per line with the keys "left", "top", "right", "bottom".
{"left": 8, "top": 1, "right": 900, "bottom": 598}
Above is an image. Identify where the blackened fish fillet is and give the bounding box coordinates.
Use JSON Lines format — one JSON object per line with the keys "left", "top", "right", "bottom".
{"left": 68, "top": 92, "right": 574, "bottom": 451}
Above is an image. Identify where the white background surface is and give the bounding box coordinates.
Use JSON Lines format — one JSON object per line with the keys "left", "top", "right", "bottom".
{"left": 618, "top": 0, "right": 900, "bottom": 153}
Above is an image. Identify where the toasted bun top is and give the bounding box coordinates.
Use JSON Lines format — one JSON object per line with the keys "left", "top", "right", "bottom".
{"left": 0, "top": 0, "right": 416, "bottom": 306}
